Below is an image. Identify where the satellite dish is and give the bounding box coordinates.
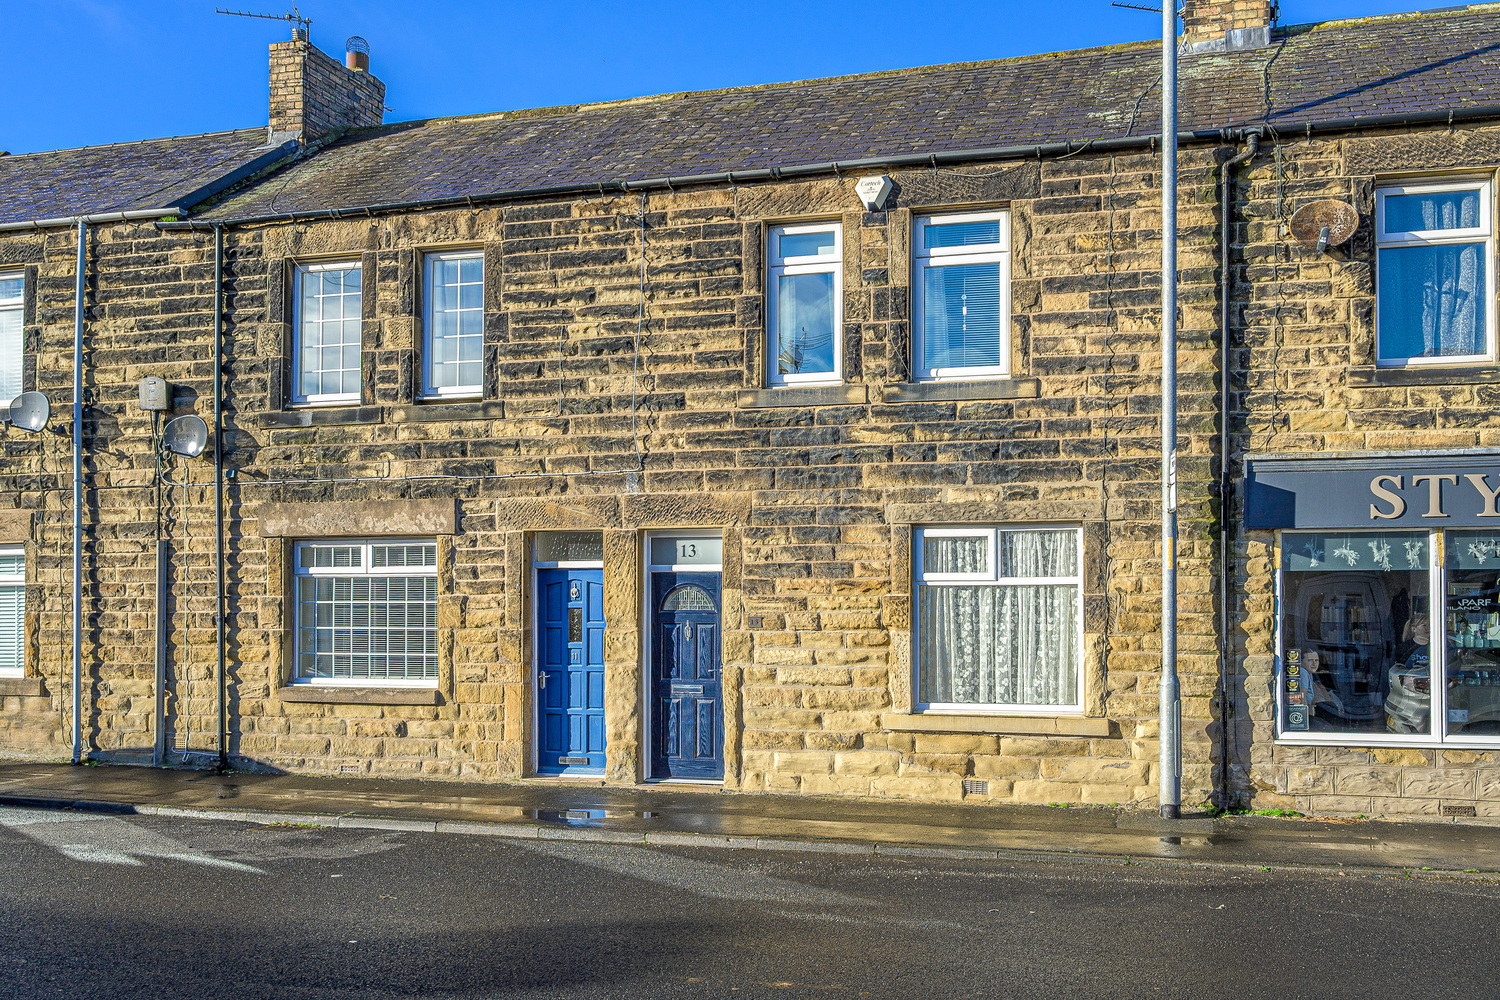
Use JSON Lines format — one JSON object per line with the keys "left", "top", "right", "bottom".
{"left": 9, "top": 391, "right": 51, "bottom": 433}
{"left": 1289, "top": 199, "right": 1360, "bottom": 253}
{"left": 161, "top": 414, "right": 209, "bottom": 458}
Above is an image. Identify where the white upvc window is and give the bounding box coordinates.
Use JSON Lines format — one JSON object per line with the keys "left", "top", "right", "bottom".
{"left": 0, "top": 272, "right": 23, "bottom": 408}
{"left": 423, "top": 250, "right": 485, "bottom": 398}
{"left": 293, "top": 261, "right": 363, "bottom": 405}
{"left": 0, "top": 546, "right": 24, "bottom": 677}
{"left": 1376, "top": 178, "right": 1496, "bottom": 367}
{"left": 293, "top": 539, "right": 438, "bottom": 686}
{"left": 914, "top": 526, "right": 1083, "bottom": 714}
{"left": 767, "top": 222, "right": 842, "bottom": 385}
{"left": 912, "top": 211, "right": 1011, "bottom": 381}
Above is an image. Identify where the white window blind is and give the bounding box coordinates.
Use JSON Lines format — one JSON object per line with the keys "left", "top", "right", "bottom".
{"left": 0, "top": 274, "right": 23, "bottom": 408}
{"left": 0, "top": 547, "right": 25, "bottom": 677}
{"left": 912, "top": 213, "right": 1011, "bottom": 381}
{"left": 294, "top": 539, "right": 438, "bottom": 684}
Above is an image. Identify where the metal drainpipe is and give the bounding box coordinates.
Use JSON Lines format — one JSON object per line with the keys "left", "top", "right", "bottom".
{"left": 214, "top": 225, "right": 228, "bottom": 771}
{"left": 1217, "top": 132, "right": 1260, "bottom": 809}
{"left": 70, "top": 218, "right": 85, "bottom": 764}
{"left": 1158, "top": 0, "right": 1181, "bottom": 820}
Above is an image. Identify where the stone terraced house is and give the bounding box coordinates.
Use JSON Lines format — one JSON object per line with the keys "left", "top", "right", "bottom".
{"left": 3, "top": 2, "right": 1500, "bottom": 820}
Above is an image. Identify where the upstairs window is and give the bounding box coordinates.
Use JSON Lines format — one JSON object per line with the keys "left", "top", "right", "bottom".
{"left": 913, "top": 212, "right": 1011, "bottom": 381}
{"left": 424, "top": 251, "right": 484, "bottom": 398}
{"left": 1376, "top": 179, "right": 1495, "bottom": 367}
{"left": 293, "top": 262, "right": 363, "bottom": 404}
{"left": 0, "top": 273, "right": 22, "bottom": 408}
{"left": 767, "top": 223, "right": 842, "bottom": 385}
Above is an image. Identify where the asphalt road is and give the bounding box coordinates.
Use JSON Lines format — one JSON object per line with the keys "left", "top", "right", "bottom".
{"left": 1, "top": 805, "right": 1496, "bottom": 999}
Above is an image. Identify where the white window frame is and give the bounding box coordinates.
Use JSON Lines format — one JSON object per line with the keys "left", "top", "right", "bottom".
{"left": 766, "top": 222, "right": 843, "bottom": 386}
{"left": 0, "top": 271, "right": 23, "bottom": 409}
{"left": 1274, "top": 527, "right": 1500, "bottom": 749}
{"left": 914, "top": 524, "right": 1084, "bottom": 715}
{"left": 291, "top": 538, "right": 438, "bottom": 687}
{"left": 0, "top": 545, "right": 23, "bottom": 678}
{"left": 912, "top": 211, "right": 1012, "bottom": 382}
{"left": 292, "top": 261, "right": 364, "bottom": 406}
{"left": 1375, "top": 177, "right": 1496, "bottom": 368}
{"left": 422, "top": 249, "right": 485, "bottom": 399}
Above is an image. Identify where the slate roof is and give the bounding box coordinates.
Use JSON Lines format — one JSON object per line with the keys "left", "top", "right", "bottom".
{"left": 194, "top": 6, "right": 1500, "bottom": 221}
{"left": 0, "top": 128, "right": 296, "bottom": 227}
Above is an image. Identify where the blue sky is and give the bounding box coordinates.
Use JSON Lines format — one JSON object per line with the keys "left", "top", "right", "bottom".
{"left": 7, "top": 1, "right": 1430, "bottom": 154}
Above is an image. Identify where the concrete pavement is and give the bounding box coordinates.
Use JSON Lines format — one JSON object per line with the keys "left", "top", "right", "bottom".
{"left": 2, "top": 760, "right": 1500, "bottom": 874}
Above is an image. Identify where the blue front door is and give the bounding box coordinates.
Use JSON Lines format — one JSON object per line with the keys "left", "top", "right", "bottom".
{"left": 651, "top": 572, "right": 723, "bottom": 780}
{"left": 537, "top": 568, "right": 605, "bottom": 773}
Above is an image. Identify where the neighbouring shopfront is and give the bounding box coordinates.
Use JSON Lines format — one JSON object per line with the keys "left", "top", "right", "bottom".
{"left": 1248, "top": 452, "right": 1500, "bottom": 749}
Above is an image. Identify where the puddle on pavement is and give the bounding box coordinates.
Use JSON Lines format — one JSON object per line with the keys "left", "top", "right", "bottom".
{"left": 531, "top": 808, "right": 658, "bottom": 827}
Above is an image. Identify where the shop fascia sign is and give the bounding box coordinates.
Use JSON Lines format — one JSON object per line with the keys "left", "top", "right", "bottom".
{"left": 1245, "top": 453, "right": 1500, "bottom": 529}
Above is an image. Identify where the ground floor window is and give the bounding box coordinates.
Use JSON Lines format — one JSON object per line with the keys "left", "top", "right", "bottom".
{"left": 1279, "top": 529, "right": 1500, "bottom": 742}
{"left": 293, "top": 539, "right": 437, "bottom": 684}
{"left": 0, "top": 546, "right": 22, "bottom": 677}
{"left": 915, "top": 525, "right": 1082, "bottom": 713}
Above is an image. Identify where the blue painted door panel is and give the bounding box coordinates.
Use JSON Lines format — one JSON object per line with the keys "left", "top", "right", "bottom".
{"left": 537, "top": 568, "right": 606, "bottom": 773}
{"left": 651, "top": 572, "right": 723, "bottom": 780}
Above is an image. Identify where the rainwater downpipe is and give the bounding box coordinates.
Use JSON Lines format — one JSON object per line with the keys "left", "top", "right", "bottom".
{"left": 1217, "top": 131, "right": 1260, "bottom": 809}
{"left": 1159, "top": 0, "right": 1181, "bottom": 820}
{"left": 70, "top": 218, "right": 85, "bottom": 764}
{"left": 214, "top": 225, "right": 228, "bottom": 771}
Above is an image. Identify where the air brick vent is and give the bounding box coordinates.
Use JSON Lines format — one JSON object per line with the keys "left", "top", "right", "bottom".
{"left": 962, "top": 779, "right": 989, "bottom": 796}
{"left": 1442, "top": 804, "right": 1478, "bottom": 818}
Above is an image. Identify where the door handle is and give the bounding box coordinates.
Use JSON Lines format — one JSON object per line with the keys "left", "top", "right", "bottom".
{"left": 537, "top": 671, "right": 547, "bottom": 689}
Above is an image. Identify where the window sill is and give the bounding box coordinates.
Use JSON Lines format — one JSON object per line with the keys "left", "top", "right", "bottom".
{"left": 0, "top": 676, "right": 45, "bottom": 698}
{"left": 260, "top": 406, "right": 382, "bottom": 428}
{"left": 278, "top": 684, "right": 442, "bottom": 706}
{"left": 738, "top": 385, "right": 869, "bottom": 408}
{"left": 1349, "top": 366, "right": 1500, "bottom": 386}
{"left": 881, "top": 712, "right": 1109, "bottom": 736}
{"left": 881, "top": 378, "right": 1040, "bottom": 403}
{"left": 391, "top": 400, "right": 504, "bottom": 422}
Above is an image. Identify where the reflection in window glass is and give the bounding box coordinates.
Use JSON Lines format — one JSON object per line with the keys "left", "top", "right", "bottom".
{"left": 778, "top": 231, "right": 837, "bottom": 258}
{"left": 1280, "top": 532, "right": 1430, "bottom": 735}
{"left": 425, "top": 253, "right": 484, "bottom": 395}
{"left": 1445, "top": 531, "right": 1500, "bottom": 736}
{"left": 295, "top": 263, "right": 363, "bottom": 401}
{"left": 776, "top": 272, "right": 836, "bottom": 377}
{"left": 767, "top": 224, "right": 841, "bottom": 386}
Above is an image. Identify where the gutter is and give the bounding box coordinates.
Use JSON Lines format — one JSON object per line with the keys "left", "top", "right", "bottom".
{"left": 0, "top": 207, "right": 187, "bottom": 233}
{"left": 155, "top": 103, "right": 1500, "bottom": 231}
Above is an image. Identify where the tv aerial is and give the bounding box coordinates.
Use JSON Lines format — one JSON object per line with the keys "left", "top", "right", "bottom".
{"left": 215, "top": 6, "right": 312, "bottom": 40}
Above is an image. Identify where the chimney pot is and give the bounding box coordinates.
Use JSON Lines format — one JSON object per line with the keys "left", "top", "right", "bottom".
{"left": 345, "top": 36, "right": 370, "bottom": 73}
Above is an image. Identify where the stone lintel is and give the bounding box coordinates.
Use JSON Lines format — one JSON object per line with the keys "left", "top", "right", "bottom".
{"left": 621, "top": 492, "right": 750, "bottom": 528}
{"left": 881, "top": 712, "right": 1110, "bottom": 737}
{"left": 737, "top": 385, "right": 869, "bottom": 408}
{"left": 0, "top": 509, "right": 34, "bottom": 544}
{"left": 494, "top": 498, "right": 622, "bottom": 530}
{"left": 887, "top": 500, "right": 1104, "bottom": 525}
{"left": 278, "top": 685, "right": 440, "bottom": 705}
{"left": 259, "top": 498, "right": 458, "bottom": 537}
{"left": 880, "top": 378, "right": 1040, "bottom": 403}
{"left": 391, "top": 400, "right": 504, "bottom": 422}
{"left": 0, "top": 676, "right": 45, "bottom": 698}
{"left": 258, "top": 406, "right": 383, "bottom": 428}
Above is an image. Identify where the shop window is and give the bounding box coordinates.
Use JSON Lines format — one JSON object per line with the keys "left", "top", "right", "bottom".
{"left": 292, "top": 261, "right": 363, "bottom": 404}
{"left": 1279, "top": 529, "right": 1500, "bottom": 743}
{"left": 915, "top": 526, "right": 1081, "bottom": 713}
{"left": 1375, "top": 179, "right": 1495, "bottom": 367}
{"left": 0, "top": 272, "right": 22, "bottom": 408}
{"left": 0, "top": 546, "right": 22, "bottom": 677}
{"left": 766, "top": 222, "right": 842, "bottom": 385}
{"left": 293, "top": 539, "right": 437, "bottom": 685}
{"left": 912, "top": 212, "right": 1010, "bottom": 381}
{"left": 423, "top": 250, "right": 484, "bottom": 398}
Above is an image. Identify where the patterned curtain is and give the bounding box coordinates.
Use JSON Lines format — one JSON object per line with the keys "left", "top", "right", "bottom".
{"left": 919, "top": 531, "right": 1078, "bottom": 707}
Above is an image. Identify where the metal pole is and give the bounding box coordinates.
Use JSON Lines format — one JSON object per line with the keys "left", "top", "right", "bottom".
{"left": 214, "top": 225, "right": 228, "bottom": 770}
{"left": 1159, "top": 1, "right": 1181, "bottom": 819}
{"left": 153, "top": 537, "right": 167, "bottom": 767}
{"left": 71, "top": 219, "right": 85, "bottom": 765}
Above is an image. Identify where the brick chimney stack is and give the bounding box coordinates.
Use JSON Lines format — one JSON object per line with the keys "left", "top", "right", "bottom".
{"left": 269, "top": 38, "right": 385, "bottom": 142}
{"left": 1181, "top": 0, "right": 1277, "bottom": 53}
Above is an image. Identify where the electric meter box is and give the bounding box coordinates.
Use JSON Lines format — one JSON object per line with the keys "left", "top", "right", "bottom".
{"left": 138, "top": 377, "right": 170, "bottom": 412}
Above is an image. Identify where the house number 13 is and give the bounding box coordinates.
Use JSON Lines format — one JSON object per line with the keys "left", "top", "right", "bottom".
{"left": 679, "top": 542, "right": 697, "bottom": 559}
